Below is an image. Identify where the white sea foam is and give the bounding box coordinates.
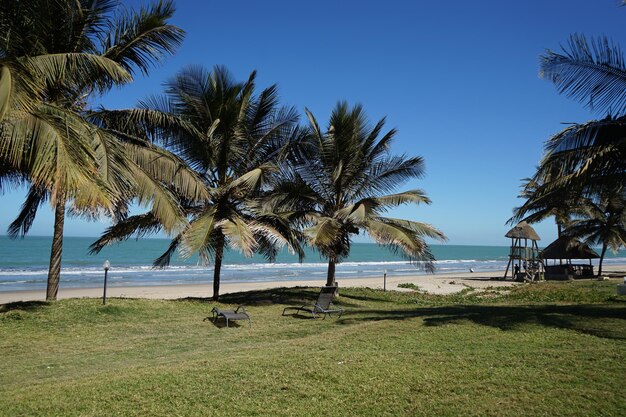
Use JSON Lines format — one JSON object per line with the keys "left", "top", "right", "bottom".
{"left": 0, "top": 254, "right": 624, "bottom": 292}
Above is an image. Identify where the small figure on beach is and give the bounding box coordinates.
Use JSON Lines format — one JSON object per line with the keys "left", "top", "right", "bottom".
{"left": 469, "top": 268, "right": 474, "bottom": 273}
{"left": 514, "top": 264, "right": 520, "bottom": 275}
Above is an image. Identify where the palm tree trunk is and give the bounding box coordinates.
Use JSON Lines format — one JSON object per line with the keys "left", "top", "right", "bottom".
{"left": 556, "top": 222, "right": 563, "bottom": 266}
{"left": 326, "top": 258, "right": 336, "bottom": 287}
{"left": 597, "top": 243, "right": 608, "bottom": 277}
{"left": 212, "top": 236, "right": 225, "bottom": 301}
{"left": 46, "top": 199, "right": 65, "bottom": 301}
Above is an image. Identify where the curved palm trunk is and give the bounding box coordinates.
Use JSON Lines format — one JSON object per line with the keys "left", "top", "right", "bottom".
{"left": 212, "top": 236, "right": 225, "bottom": 301}
{"left": 597, "top": 243, "right": 608, "bottom": 277}
{"left": 46, "top": 199, "right": 65, "bottom": 301}
{"left": 326, "top": 258, "right": 336, "bottom": 287}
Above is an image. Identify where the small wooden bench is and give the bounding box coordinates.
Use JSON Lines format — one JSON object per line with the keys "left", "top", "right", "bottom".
{"left": 210, "top": 306, "right": 251, "bottom": 328}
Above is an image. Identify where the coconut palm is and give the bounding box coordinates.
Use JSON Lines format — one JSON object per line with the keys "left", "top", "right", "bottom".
{"left": 514, "top": 34, "right": 626, "bottom": 257}
{"left": 271, "top": 102, "right": 446, "bottom": 287}
{"left": 509, "top": 177, "right": 588, "bottom": 237}
{"left": 532, "top": 115, "right": 626, "bottom": 198}
{"left": 90, "top": 66, "right": 304, "bottom": 300}
{"left": 0, "top": 1, "right": 119, "bottom": 121}
{"left": 0, "top": 0, "right": 134, "bottom": 185}
{"left": 0, "top": 0, "right": 207, "bottom": 301}
{"left": 563, "top": 187, "right": 626, "bottom": 276}
{"left": 537, "top": 34, "right": 626, "bottom": 194}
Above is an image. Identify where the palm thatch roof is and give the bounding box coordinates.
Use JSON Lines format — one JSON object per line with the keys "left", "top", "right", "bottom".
{"left": 505, "top": 221, "right": 541, "bottom": 240}
{"left": 541, "top": 236, "right": 600, "bottom": 260}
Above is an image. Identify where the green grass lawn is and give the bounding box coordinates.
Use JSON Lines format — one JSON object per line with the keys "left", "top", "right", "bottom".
{"left": 1, "top": 280, "right": 625, "bottom": 416}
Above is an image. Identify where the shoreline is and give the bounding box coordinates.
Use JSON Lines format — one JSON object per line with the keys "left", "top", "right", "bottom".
{"left": 2, "top": 265, "right": 625, "bottom": 304}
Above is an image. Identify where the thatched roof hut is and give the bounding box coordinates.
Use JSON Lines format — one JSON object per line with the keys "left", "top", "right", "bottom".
{"left": 505, "top": 221, "right": 541, "bottom": 241}
{"left": 504, "top": 222, "right": 542, "bottom": 279}
{"left": 541, "top": 236, "right": 599, "bottom": 260}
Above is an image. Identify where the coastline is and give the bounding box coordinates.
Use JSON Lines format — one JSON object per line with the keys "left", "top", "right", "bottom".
{"left": 2, "top": 265, "right": 625, "bottom": 304}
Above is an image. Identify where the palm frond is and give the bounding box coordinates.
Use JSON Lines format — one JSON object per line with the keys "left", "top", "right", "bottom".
{"left": 0, "top": 62, "right": 43, "bottom": 118}
{"left": 123, "top": 141, "right": 209, "bottom": 202}
{"left": 153, "top": 235, "right": 182, "bottom": 268}
{"left": 371, "top": 190, "right": 431, "bottom": 208}
{"left": 179, "top": 207, "right": 218, "bottom": 258}
{"left": 536, "top": 116, "right": 626, "bottom": 194}
{"left": 220, "top": 217, "right": 257, "bottom": 257}
{"left": 365, "top": 218, "right": 442, "bottom": 272}
{"left": 225, "top": 165, "right": 273, "bottom": 197}
{"left": 89, "top": 212, "right": 163, "bottom": 254}
{"left": 2, "top": 107, "right": 114, "bottom": 209}
{"left": 540, "top": 34, "right": 626, "bottom": 115}
{"left": 7, "top": 185, "right": 48, "bottom": 238}
{"left": 126, "top": 161, "right": 185, "bottom": 233}
{"left": 250, "top": 212, "right": 306, "bottom": 262}
{"left": 25, "top": 53, "right": 132, "bottom": 92}
{"left": 0, "top": 66, "right": 12, "bottom": 120}
{"left": 509, "top": 178, "right": 590, "bottom": 227}
{"left": 353, "top": 155, "right": 425, "bottom": 199}
{"left": 304, "top": 216, "right": 342, "bottom": 248}
{"left": 88, "top": 107, "right": 194, "bottom": 142}
{"left": 380, "top": 217, "right": 447, "bottom": 241}
{"left": 102, "top": 0, "right": 184, "bottom": 76}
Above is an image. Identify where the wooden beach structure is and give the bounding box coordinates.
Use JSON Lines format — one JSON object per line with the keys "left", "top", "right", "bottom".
{"left": 541, "top": 236, "right": 599, "bottom": 280}
{"left": 504, "top": 221, "right": 543, "bottom": 281}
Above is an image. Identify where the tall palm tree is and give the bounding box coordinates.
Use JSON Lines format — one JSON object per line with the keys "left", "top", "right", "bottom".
{"left": 0, "top": 0, "right": 205, "bottom": 301}
{"left": 563, "top": 187, "right": 626, "bottom": 276}
{"left": 90, "top": 66, "right": 303, "bottom": 300}
{"left": 272, "top": 102, "right": 446, "bottom": 287}
{"left": 514, "top": 34, "right": 626, "bottom": 261}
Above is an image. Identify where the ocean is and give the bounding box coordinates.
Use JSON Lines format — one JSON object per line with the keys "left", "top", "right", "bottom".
{"left": 1, "top": 236, "right": 624, "bottom": 292}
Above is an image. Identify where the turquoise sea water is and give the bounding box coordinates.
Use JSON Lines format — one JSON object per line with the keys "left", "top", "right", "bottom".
{"left": 1, "top": 236, "right": 624, "bottom": 292}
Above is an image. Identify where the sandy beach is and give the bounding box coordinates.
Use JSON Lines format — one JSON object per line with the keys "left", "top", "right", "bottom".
{"left": 2, "top": 264, "right": 625, "bottom": 304}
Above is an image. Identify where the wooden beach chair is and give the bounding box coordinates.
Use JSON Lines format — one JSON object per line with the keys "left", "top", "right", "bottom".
{"left": 210, "top": 306, "right": 251, "bottom": 327}
{"left": 282, "top": 286, "right": 344, "bottom": 319}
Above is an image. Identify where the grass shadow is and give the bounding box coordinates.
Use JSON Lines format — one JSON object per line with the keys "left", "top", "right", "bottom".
{"left": 174, "top": 287, "right": 317, "bottom": 307}
{"left": 338, "top": 290, "right": 400, "bottom": 304}
{"left": 220, "top": 287, "right": 320, "bottom": 306}
{"left": 281, "top": 312, "right": 317, "bottom": 320}
{"left": 178, "top": 287, "right": 362, "bottom": 309}
{"left": 340, "top": 304, "right": 626, "bottom": 340}
{"left": 0, "top": 300, "right": 49, "bottom": 313}
{"left": 202, "top": 315, "right": 247, "bottom": 329}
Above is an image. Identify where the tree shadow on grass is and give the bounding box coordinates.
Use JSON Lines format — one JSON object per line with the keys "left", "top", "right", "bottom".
{"left": 337, "top": 290, "right": 405, "bottom": 304}
{"left": 0, "top": 300, "right": 49, "bottom": 313}
{"left": 176, "top": 287, "right": 361, "bottom": 308}
{"left": 340, "top": 304, "right": 626, "bottom": 340}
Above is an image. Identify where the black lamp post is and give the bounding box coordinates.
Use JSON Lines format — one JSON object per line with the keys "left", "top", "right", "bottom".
{"left": 103, "top": 260, "right": 110, "bottom": 305}
{"left": 383, "top": 269, "right": 387, "bottom": 292}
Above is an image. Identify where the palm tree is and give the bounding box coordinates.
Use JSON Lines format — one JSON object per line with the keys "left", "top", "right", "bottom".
{"left": 0, "top": 0, "right": 205, "bottom": 301}
{"left": 537, "top": 34, "right": 626, "bottom": 194}
{"left": 513, "top": 34, "right": 626, "bottom": 263}
{"left": 563, "top": 187, "right": 626, "bottom": 276}
{"left": 90, "top": 66, "right": 304, "bottom": 300}
{"left": 509, "top": 177, "right": 587, "bottom": 237}
{"left": 272, "top": 102, "right": 446, "bottom": 287}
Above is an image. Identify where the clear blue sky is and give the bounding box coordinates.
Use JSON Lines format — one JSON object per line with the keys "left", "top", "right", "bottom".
{"left": 1, "top": 0, "right": 624, "bottom": 246}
